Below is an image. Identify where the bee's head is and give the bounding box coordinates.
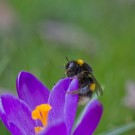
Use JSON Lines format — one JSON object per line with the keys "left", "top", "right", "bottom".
{"left": 65, "top": 61, "right": 78, "bottom": 77}
{"left": 65, "top": 59, "right": 85, "bottom": 77}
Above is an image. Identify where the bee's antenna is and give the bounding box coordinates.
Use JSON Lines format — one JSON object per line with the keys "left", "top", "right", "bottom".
{"left": 65, "top": 57, "right": 69, "bottom": 62}
{"left": 57, "top": 65, "right": 65, "bottom": 68}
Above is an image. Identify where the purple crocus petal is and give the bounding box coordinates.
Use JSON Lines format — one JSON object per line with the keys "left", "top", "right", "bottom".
{"left": 48, "top": 78, "right": 71, "bottom": 125}
{"left": 39, "top": 121, "right": 67, "bottom": 135}
{"left": 73, "top": 99, "right": 103, "bottom": 135}
{"left": 10, "top": 123, "right": 23, "bottom": 135}
{"left": 16, "top": 71, "right": 50, "bottom": 110}
{"left": 64, "top": 78, "right": 79, "bottom": 135}
{"left": 0, "top": 94, "right": 36, "bottom": 135}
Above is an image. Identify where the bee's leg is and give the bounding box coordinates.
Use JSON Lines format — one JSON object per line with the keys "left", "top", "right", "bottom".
{"left": 68, "top": 72, "right": 87, "bottom": 80}
{"left": 78, "top": 86, "right": 90, "bottom": 95}
{"left": 69, "top": 75, "right": 78, "bottom": 80}
{"left": 66, "top": 89, "right": 80, "bottom": 94}
{"left": 67, "top": 85, "right": 90, "bottom": 95}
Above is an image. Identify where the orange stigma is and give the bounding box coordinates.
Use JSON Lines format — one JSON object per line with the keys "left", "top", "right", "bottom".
{"left": 32, "top": 104, "right": 52, "bottom": 134}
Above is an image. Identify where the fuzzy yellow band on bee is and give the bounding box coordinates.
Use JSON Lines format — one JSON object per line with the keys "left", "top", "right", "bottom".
{"left": 76, "top": 59, "right": 84, "bottom": 66}
{"left": 90, "top": 83, "right": 95, "bottom": 91}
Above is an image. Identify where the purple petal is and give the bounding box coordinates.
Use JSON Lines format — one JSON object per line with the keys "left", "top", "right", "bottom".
{"left": 64, "top": 78, "right": 79, "bottom": 135}
{"left": 0, "top": 94, "right": 36, "bottom": 135}
{"left": 10, "top": 123, "right": 23, "bottom": 135}
{"left": 39, "top": 121, "right": 67, "bottom": 135}
{"left": 48, "top": 78, "right": 71, "bottom": 125}
{"left": 73, "top": 99, "right": 103, "bottom": 135}
{"left": 16, "top": 71, "right": 50, "bottom": 110}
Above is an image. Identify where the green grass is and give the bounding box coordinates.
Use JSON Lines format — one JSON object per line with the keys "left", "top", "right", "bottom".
{"left": 0, "top": 0, "right": 135, "bottom": 134}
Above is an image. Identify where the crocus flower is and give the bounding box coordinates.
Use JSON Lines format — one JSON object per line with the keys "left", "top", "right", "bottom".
{"left": 0, "top": 71, "right": 103, "bottom": 135}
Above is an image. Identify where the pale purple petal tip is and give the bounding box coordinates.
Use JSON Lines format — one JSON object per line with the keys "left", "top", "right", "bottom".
{"left": 0, "top": 94, "right": 36, "bottom": 135}
{"left": 48, "top": 78, "right": 71, "bottom": 125}
{"left": 64, "top": 78, "right": 79, "bottom": 135}
{"left": 73, "top": 99, "right": 103, "bottom": 135}
{"left": 16, "top": 71, "right": 50, "bottom": 110}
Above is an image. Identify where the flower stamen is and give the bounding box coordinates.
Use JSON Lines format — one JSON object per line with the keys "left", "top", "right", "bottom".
{"left": 32, "top": 104, "right": 52, "bottom": 134}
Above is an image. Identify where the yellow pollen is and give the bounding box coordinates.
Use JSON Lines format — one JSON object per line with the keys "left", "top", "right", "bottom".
{"left": 35, "top": 127, "right": 44, "bottom": 134}
{"left": 76, "top": 59, "right": 84, "bottom": 66}
{"left": 90, "top": 83, "right": 96, "bottom": 91}
{"left": 32, "top": 104, "right": 52, "bottom": 134}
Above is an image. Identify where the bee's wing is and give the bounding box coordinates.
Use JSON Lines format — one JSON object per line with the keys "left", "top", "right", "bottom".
{"left": 89, "top": 73, "right": 103, "bottom": 96}
{"left": 84, "top": 63, "right": 93, "bottom": 72}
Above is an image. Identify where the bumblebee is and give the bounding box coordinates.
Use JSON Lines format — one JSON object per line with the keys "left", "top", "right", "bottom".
{"left": 65, "top": 58, "right": 103, "bottom": 104}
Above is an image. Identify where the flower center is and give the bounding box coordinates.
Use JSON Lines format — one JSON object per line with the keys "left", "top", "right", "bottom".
{"left": 32, "top": 104, "right": 52, "bottom": 134}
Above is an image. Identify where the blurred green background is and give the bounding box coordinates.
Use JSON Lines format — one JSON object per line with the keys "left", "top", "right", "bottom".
{"left": 0, "top": 0, "right": 135, "bottom": 134}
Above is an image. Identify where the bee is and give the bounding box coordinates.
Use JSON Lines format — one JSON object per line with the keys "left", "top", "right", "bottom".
{"left": 65, "top": 58, "right": 103, "bottom": 104}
